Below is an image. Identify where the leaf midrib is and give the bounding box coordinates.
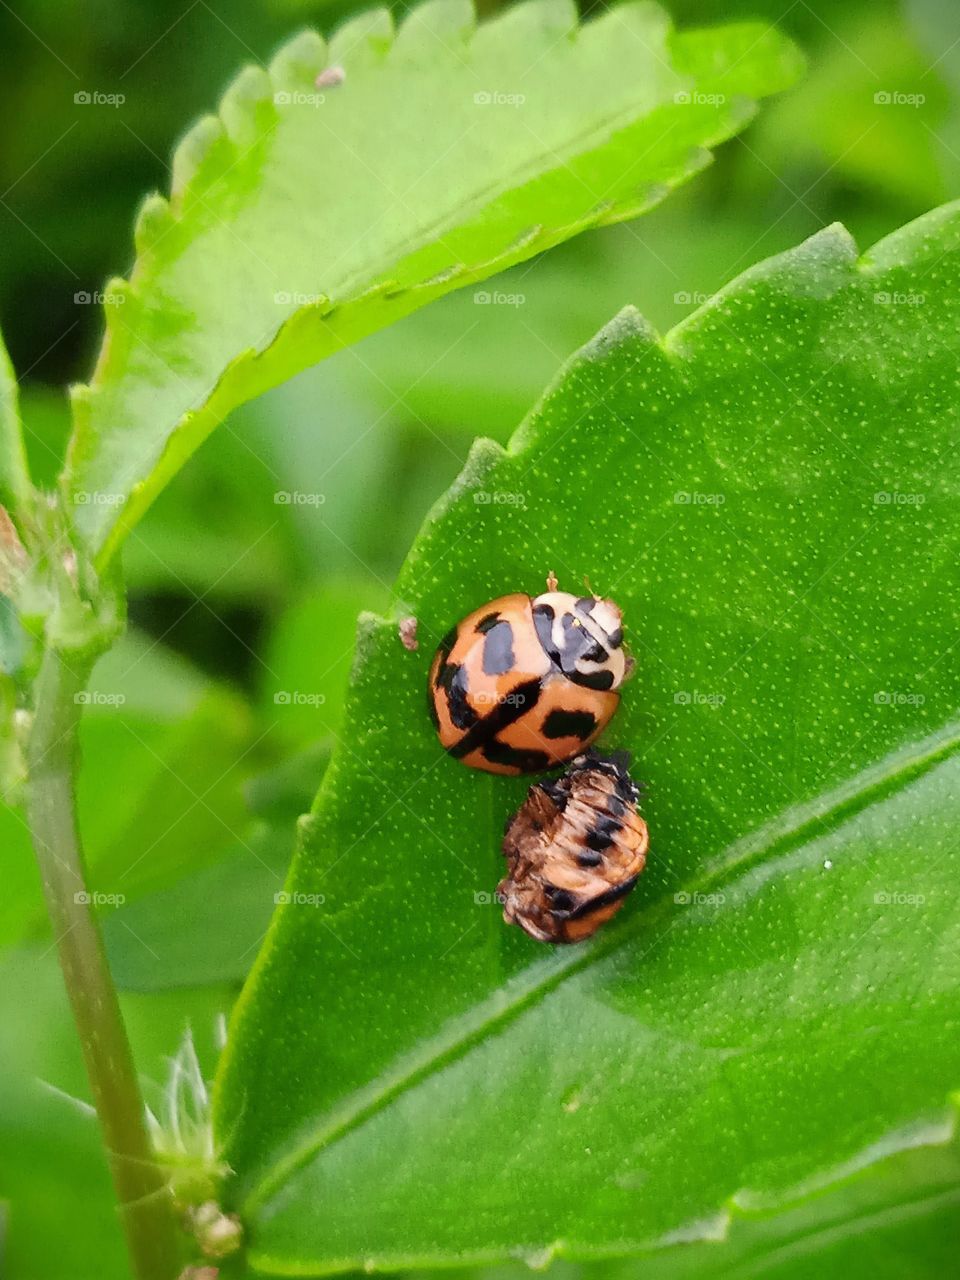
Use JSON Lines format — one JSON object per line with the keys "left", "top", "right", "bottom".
{"left": 241, "top": 717, "right": 960, "bottom": 1215}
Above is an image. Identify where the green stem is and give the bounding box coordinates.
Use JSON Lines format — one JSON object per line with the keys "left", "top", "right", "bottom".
{"left": 26, "top": 646, "right": 182, "bottom": 1280}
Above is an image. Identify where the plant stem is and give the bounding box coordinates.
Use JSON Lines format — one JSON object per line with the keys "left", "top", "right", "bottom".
{"left": 26, "top": 645, "right": 182, "bottom": 1280}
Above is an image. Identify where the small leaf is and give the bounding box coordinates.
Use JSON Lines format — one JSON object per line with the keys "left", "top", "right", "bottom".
{"left": 214, "top": 203, "right": 960, "bottom": 1273}
{"left": 62, "top": 0, "right": 802, "bottom": 566}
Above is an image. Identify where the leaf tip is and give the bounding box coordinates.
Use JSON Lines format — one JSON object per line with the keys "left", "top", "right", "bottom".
{"left": 170, "top": 114, "right": 228, "bottom": 203}
{"left": 395, "top": 0, "right": 476, "bottom": 52}
{"left": 221, "top": 65, "right": 275, "bottom": 146}
{"left": 782, "top": 221, "right": 859, "bottom": 296}
{"left": 269, "top": 28, "right": 328, "bottom": 90}
{"left": 133, "top": 192, "right": 174, "bottom": 255}
{"left": 583, "top": 304, "right": 660, "bottom": 360}
{"left": 328, "top": 7, "right": 396, "bottom": 68}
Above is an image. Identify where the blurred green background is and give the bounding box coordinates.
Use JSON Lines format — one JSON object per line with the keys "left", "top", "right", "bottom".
{"left": 2, "top": 0, "right": 959, "bottom": 1275}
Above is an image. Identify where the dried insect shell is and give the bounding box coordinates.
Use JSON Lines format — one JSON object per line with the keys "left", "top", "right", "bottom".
{"left": 498, "top": 750, "right": 648, "bottom": 944}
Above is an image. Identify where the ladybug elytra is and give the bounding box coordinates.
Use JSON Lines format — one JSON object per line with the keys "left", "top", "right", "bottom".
{"left": 428, "top": 576, "right": 629, "bottom": 775}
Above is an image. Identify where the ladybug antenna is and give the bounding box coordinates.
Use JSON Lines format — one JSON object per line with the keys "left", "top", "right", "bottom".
{"left": 546, "top": 570, "right": 558, "bottom": 592}
{"left": 583, "top": 573, "right": 595, "bottom": 597}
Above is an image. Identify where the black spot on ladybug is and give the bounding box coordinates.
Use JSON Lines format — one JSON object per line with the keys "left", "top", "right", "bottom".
{"left": 606, "top": 626, "right": 624, "bottom": 648}
{"left": 532, "top": 603, "right": 559, "bottom": 663}
{"left": 483, "top": 740, "right": 551, "bottom": 773}
{"left": 438, "top": 664, "right": 477, "bottom": 730}
{"left": 475, "top": 612, "right": 502, "bottom": 634}
{"left": 576, "top": 848, "right": 604, "bottom": 868}
{"left": 447, "top": 677, "right": 542, "bottom": 760}
{"left": 561, "top": 623, "right": 607, "bottom": 666}
{"left": 575, "top": 596, "right": 596, "bottom": 616}
{"left": 481, "top": 620, "right": 515, "bottom": 676}
{"left": 571, "top": 669, "right": 615, "bottom": 692}
{"left": 542, "top": 708, "right": 597, "bottom": 741}
{"left": 436, "top": 625, "right": 459, "bottom": 665}
{"left": 426, "top": 686, "right": 440, "bottom": 731}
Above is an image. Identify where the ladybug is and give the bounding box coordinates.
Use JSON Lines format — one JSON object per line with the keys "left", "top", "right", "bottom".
{"left": 428, "top": 575, "right": 629, "bottom": 775}
{"left": 498, "top": 750, "right": 648, "bottom": 944}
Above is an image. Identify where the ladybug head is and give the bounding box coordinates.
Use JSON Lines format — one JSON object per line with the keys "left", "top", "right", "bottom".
{"left": 531, "top": 588, "right": 629, "bottom": 691}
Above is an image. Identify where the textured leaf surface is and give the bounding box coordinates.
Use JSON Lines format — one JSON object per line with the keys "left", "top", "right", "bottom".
{"left": 215, "top": 206, "right": 960, "bottom": 1272}
{"left": 412, "top": 1139, "right": 960, "bottom": 1280}
{"left": 61, "top": 0, "right": 801, "bottom": 565}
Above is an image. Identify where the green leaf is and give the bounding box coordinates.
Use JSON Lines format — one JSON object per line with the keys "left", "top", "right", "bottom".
{"left": 213, "top": 203, "right": 960, "bottom": 1273}
{"left": 403, "top": 1137, "right": 960, "bottom": 1280}
{"left": 0, "top": 328, "right": 31, "bottom": 519}
{"left": 62, "top": 0, "right": 802, "bottom": 567}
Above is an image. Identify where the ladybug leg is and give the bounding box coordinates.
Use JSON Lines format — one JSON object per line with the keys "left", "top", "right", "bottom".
{"left": 622, "top": 654, "right": 637, "bottom": 683}
{"left": 546, "top": 570, "right": 559, "bottom": 592}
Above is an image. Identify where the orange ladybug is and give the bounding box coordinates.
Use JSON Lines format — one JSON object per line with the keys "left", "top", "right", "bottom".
{"left": 427, "top": 576, "right": 629, "bottom": 775}
{"left": 498, "top": 750, "right": 648, "bottom": 944}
